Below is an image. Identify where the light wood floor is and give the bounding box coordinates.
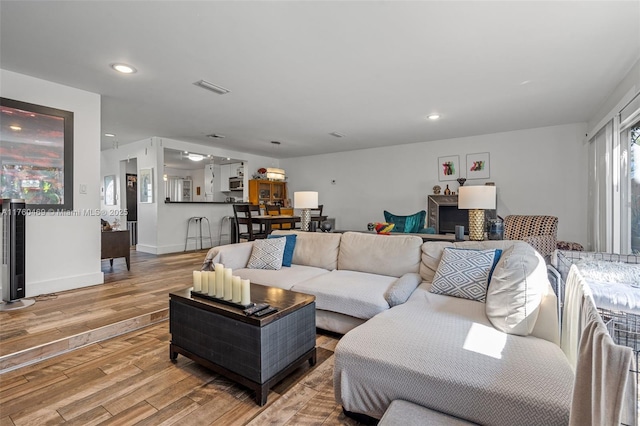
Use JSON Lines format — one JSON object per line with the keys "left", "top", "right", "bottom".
{"left": 0, "top": 250, "right": 361, "bottom": 425}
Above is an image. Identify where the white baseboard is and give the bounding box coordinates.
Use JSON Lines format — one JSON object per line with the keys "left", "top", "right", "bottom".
{"left": 22, "top": 272, "right": 104, "bottom": 298}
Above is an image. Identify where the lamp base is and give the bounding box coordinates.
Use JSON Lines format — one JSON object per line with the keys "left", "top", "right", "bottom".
{"left": 301, "top": 209, "right": 311, "bottom": 231}
{"left": 468, "top": 209, "right": 485, "bottom": 241}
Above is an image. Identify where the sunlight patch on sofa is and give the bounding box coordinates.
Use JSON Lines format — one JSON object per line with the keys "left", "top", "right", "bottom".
{"left": 463, "top": 322, "right": 507, "bottom": 359}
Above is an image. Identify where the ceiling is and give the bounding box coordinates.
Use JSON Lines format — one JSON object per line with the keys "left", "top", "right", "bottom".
{"left": 1, "top": 1, "right": 638, "bottom": 158}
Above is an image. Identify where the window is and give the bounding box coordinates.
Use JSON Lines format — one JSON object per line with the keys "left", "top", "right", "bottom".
{"left": 589, "top": 92, "right": 640, "bottom": 255}
{"left": 626, "top": 123, "right": 640, "bottom": 254}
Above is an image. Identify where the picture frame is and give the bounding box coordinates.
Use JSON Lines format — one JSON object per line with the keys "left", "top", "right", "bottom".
{"left": 437, "top": 155, "right": 460, "bottom": 181}
{"left": 0, "top": 97, "right": 74, "bottom": 211}
{"left": 466, "top": 152, "right": 490, "bottom": 179}
{"left": 104, "top": 175, "right": 116, "bottom": 205}
{"left": 139, "top": 168, "right": 153, "bottom": 203}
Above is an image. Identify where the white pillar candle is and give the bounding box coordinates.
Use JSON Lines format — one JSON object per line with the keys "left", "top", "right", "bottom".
{"left": 208, "top": 271, "right": 216, "bottom": 296}
{"left": 232, "top": 276, "right": 241, "bottom": 303}
{"left": 193, "top": 271, "right": 202, "bottom": 292}
{"left": 201, "top": 270, "right": 209, "bottom": 294}
{"left": 241, "top": 279, "right": 251, "bottom": 305}
{"left": 224, "top": 268, "right": 233, "bottom": 300}
{"left": 214, "top": 264, "right": 224, "bottom": 298}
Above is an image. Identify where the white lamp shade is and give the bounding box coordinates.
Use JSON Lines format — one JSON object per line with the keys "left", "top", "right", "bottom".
{"left": 458, "top": 186, "right": 496, "bottom": 210}
{"left": 294, "top": 191, "right": 318, "bottom": 209}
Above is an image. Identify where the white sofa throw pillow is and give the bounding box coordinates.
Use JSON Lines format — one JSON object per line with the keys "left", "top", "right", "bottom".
{"left": 486, "top": 242, "right": 546, "bottom": 336}
{"left": 247, "top": 237, "right": 286, "bottom": 270}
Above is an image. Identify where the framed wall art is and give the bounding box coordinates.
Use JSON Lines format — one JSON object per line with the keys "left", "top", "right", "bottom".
{"left": 139, "top": 168, "right": 153, "bottom": 203}
{"left": 466, "top": 152, "right": 490, "bottom": 179}
{"left": 437, "top": 155, "right": 460, "bottom": 181}
{"left": 0, "top": 97, "right": 74, "bottom": 210}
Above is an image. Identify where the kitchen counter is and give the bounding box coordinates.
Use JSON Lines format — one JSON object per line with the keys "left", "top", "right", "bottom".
{"left": 164, "top": 201, "right": 247, "bottom": 204}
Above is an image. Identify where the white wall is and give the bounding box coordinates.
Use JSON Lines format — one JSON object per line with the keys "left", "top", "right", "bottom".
{"left": 282, "top": 123, "right": 589, "bottom": 247}
{"left": 1, "top": 69, "right": 103, "bottom": 296}
{"left": 588, "top": 58, "right": 640, "bottom": 137}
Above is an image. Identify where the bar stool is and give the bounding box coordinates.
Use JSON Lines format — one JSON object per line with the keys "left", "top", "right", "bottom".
{"left": 184, "top": 217, "right": 213, "bottom": 251}
{"left": 219, "top": 215, "right": 232, "bottom": 246}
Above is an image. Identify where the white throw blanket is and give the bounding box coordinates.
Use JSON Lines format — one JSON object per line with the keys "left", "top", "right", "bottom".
{"left": 563, "top": 265, "right": 636, "bottom": 426}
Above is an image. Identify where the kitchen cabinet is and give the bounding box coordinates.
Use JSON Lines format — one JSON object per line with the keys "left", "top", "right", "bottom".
{"left": 248, "top": 180, "right": 287, "bottom": 206}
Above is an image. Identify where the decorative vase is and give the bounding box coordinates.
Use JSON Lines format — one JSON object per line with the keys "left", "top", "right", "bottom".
{"left": 444, "top": 184, "right": 451, "bottom": 195}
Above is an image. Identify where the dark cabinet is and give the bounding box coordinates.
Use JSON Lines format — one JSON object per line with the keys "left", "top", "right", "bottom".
{"left": 101, "top": 230, "right": 130, "bottom": 270}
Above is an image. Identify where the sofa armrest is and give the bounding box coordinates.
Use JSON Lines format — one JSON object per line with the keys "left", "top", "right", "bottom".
{"left": 201, "top": 242, "right": 254, "bottom": 271}
{"left": 384, "top": 273, "right": 422, "bottom": 307}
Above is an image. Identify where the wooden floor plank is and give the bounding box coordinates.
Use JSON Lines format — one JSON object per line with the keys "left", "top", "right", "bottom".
{"left": 0, "top": 249, "right": 360, "bottom": 426}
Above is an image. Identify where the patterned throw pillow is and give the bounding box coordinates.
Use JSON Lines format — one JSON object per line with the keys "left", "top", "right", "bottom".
{"left": 374, "top": 222, "right": 395, "bottom": 234}
{"left": 430, "top": 247, "right": 498, "bottom": 303}
{"left": 247, "top": 237, "right": 286, "bottom": 270}
{"left": 267, "top": 234, "right": 297, "bottom": 267}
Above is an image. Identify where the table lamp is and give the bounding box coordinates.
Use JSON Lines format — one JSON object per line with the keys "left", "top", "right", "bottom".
{"left": 458, "top": 186, "right": 496, "bottom": 241}
{"left": 294, "top": 191, "right": 318, "bottom": 231}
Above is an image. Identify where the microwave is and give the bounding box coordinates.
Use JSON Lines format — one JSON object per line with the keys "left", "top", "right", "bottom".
{"left": 229, "top": 177, "right": 243, "bottom": 190}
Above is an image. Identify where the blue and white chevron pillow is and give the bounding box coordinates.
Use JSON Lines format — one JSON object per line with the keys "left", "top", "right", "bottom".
{"left": 430, "top": 247, "right": 500, "bottom": 303}
{"left": 247, "top": 237, "right": 286, "bottom": 270}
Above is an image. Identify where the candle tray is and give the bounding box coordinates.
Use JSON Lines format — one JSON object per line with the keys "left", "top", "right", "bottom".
{"left": 190, "top": 290, "right": 254, "bottom": 309}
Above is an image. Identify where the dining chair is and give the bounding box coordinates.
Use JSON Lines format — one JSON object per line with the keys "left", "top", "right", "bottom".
{"left": 233, "top": 204, "right": 267, "bottom": 242}
{"left": 266, "top": 204, "right": 294, "bottom": 230}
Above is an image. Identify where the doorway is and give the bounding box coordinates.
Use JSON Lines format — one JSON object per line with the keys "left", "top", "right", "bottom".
{"left": 126, "top": 173, "right": 137, "bottom": 245}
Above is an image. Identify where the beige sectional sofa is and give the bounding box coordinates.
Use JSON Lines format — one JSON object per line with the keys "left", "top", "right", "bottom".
{"left": 203, "top": 230, "right": 424, "bottom": 333}
{"left": 201, "top": 231, "right": 574, "bottom": 425}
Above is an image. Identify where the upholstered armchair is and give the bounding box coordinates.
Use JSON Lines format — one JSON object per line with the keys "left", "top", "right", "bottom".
{"left": 503, "top": 215, "right": 558, "bottom": 259}
{"left": 383, "top": 210, "right": 435, "bottom": 234}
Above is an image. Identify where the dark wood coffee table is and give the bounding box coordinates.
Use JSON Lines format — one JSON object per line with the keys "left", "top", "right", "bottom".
{"left": 169, "top": 284, "right": 316, "bottom": 405}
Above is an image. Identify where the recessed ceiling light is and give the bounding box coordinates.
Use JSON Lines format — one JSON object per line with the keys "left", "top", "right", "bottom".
{"left": 206, "top": 133, "right": 225, "bottom": 139}
{"left": 520, "top": 80, "right": 532, "bottom": 85}
{"left": 9, "top": 125, "right": 21, "bottom": 131}
{"left": 111, "top": 63, "right": 137, "bottom": 74}
{"left": 427, "top": 114, "right": 440, "bottom": 120}
{"left": 329, "top": 132, "right": 345, "bottom": 138}
{"left": 104, "top": 133, "right": 115, "bottom": 137}
{"left": 187, "top": 153, "right": 204, "bottom": 162}
{"left": 193, "top": 80, "right": 230, "bottom": 95}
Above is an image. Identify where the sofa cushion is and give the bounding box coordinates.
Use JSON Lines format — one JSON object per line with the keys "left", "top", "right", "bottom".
{"left": 384, "top": 273, "right": 422, "bottom": 307}
{"left": 379, "top": 400, "right": 477, "bottom": 425}
{"left": 247, "top": 237, "right": 286, "bottom": 270}
{"left": 267, "top": 233, "right": 297, "bottom": 267}
{"left": 291, "top": 270, "right": 395, "bottom": 319}
{"left": 430, "top": 248, "right": 499, "bottom": 303}
{"left": 384, "top": 210, "right": 426, "bottom": 233}
{"left": 338, "top": 232, "right": 423, "bottom": 278}
{"left": 485, "top": 242, "right": 546, "bottom": 336}
{"left": 271, "top": 230, "right": 341, "bottom": 270}
{"left": 420, "top": 240, "right": 517, "bottom": 285}
{"left": 234, "top": 264, "right": 330, "bottom": 290}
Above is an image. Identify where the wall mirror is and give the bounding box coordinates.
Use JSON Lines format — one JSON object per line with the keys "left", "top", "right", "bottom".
{"left": 163, "top": 148, "right": 245, "bottom": 202}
